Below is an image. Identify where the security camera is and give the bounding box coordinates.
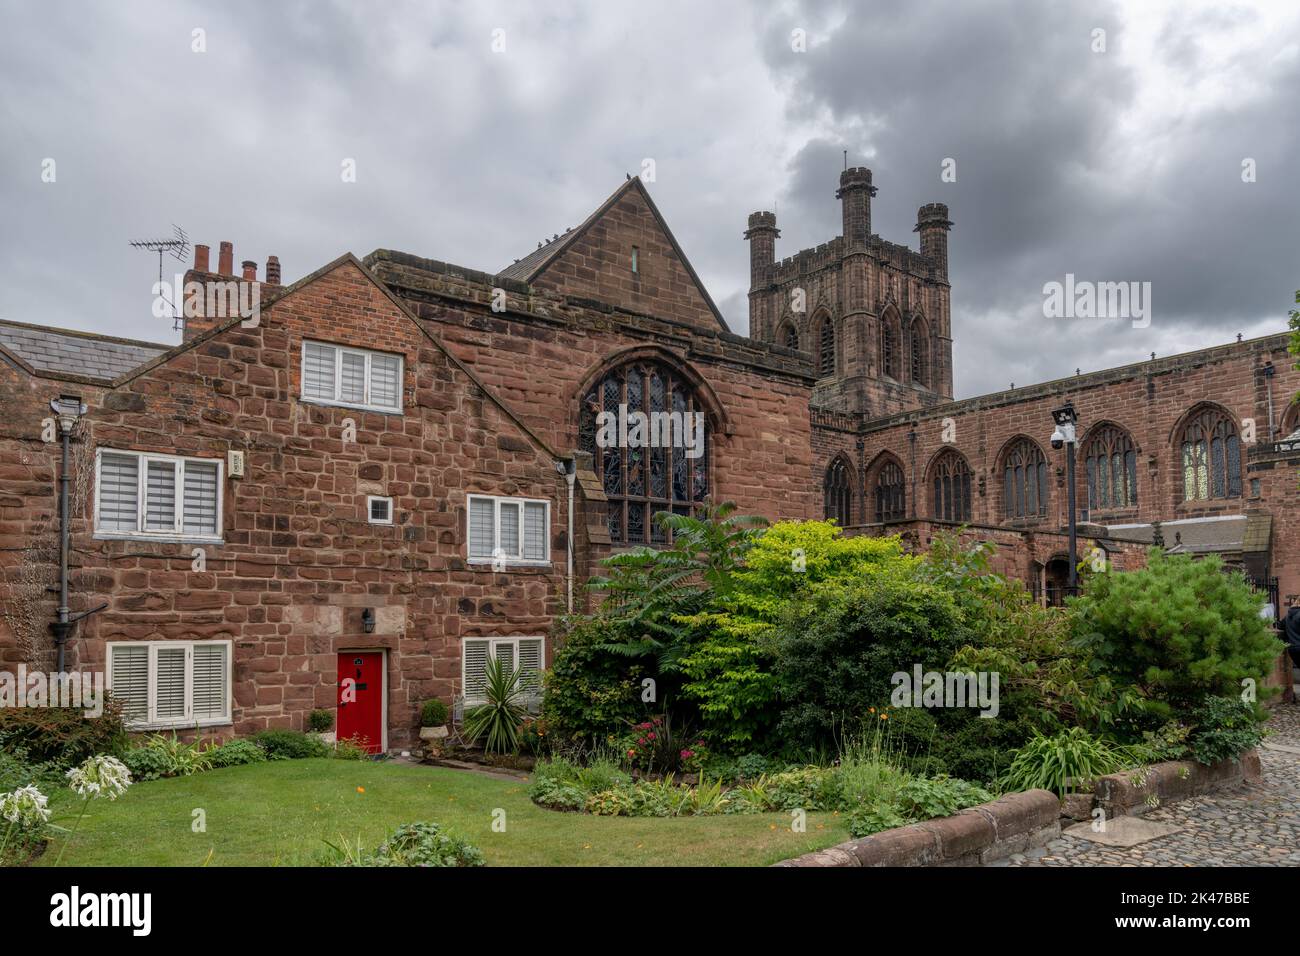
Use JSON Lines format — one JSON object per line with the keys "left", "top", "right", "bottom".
{"left": 1050, "top": 426, "right": 1066, "bottom": 450}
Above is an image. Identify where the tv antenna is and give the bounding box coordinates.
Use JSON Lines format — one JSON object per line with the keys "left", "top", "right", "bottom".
{"left": 130, "top": 225, "right": 190, "bottom": 330}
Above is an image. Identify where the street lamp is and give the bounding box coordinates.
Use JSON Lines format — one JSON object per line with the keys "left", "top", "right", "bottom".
{"left": 1050, "top": 401, "right": 1079, "bottom": 595}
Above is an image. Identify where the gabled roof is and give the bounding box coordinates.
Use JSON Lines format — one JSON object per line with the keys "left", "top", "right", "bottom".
{"left": 497, "top": 177, "right": 730, "bottom": 332}
{"left": 0, "top": 319, "right": 169, "bottom": 380}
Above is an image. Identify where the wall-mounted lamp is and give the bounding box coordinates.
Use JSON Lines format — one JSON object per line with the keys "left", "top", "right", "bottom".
{"left": 361, "top": 608, "right": 375, "bottom": 634}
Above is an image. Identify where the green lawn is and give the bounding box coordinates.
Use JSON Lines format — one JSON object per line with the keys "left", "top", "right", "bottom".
{"left": 40, "top": 759, "right": 850, "bottom": 867}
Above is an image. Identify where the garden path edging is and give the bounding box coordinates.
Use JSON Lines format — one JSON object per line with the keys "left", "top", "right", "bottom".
{"left": 773, "top": 789, "right": 1060, "bottom": 867}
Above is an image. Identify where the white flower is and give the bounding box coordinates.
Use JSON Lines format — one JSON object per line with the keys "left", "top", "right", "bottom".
{"left": 0, "top": 784, "right": 51, "bottom": 828}
{"left": 66, "top": 755, "right": 132, "bottom": 800}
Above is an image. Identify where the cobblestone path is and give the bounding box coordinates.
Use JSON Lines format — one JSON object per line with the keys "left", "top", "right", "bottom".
{"left": 1002, "top": 704, "right": 1300, "bottom": 867}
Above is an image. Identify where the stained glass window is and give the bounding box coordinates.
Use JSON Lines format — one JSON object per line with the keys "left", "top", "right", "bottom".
{"left": 1180, "top": 407, "right": 1241, "bottom": 501}
{"left": 1003, "top": 438, "right": 1049, "bottom": 520}
{"left": 874, "top": 460, "right": 906, "bottom": 522}
{"left": 824, "top": 456, "right": 853, "bottom": 526}
{"left": 1085, "top": 425, "right": 1137, "bottom": 510}
{"left": 931, "top": 450, "right": 972, "bottom": 522}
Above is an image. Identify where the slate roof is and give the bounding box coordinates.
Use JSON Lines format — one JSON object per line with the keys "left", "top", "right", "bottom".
{"left": 1105, "top": 515, "right": 1251, "bottom": 554}
{"left": 498, "top": 227, "right": 576, "bottom": 282}
{"left": 0, "top": 319, "right": 170, "bottom": 380}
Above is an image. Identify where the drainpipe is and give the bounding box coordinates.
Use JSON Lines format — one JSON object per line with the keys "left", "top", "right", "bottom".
{"left": 558, "top": 457, "right": 577, "bottom": 613}
{"left": 1263, "top": 362, "right": 1275, "bottom": 439}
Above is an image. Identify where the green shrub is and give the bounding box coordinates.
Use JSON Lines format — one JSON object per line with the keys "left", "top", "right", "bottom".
{"left": 307, "top": 709, "right": 335, "bottom": 733}
{"left": 250, "top": 729, "right": 330, "bottom": 760}
{"left": 463, "top": 655, "right": 528, "bottom": 755}
{"left": 123, "top": 732, "right": 213, "bottom": 781}
{"left": 421, "top": 699, "right": 449, "bottom": 727}
{"left": 0, "top": 702, "right": 128, "bottom": 768}
{"left": 541, "top": 615, "right": 647, "bottom": 746}
{"left": 207, "top": 739, "right": 267, "bottom": 768}
{"left": 895, "top": 776, "right": 992, "bottom": 819}
{"left": 847, "top": 803, "right": 911, "bottom": 837}
{"left": 763, "top": 767, "right": 843, "bottom": 811}
{"left": 1187, "top": 696, "right": 1266, "bottom": 765}
{"left": 0, "top": 744, "right": 62, "bottom": 793}
{"left": 323, "top": 822, "right": 484, "bottom": 867}
{"left": 332, "top": 734, "right": 373, "bottom": 761}
{"left": 1000, "top": 727, "right": 1133, "bottom": 797}
{"left": 772, "top": 573, "right": 969, "bottom": 753}
{"left": 1071, "top": 551, "right": 1281, "bottom": 722}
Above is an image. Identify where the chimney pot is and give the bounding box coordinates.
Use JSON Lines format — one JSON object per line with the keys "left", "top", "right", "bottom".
{"left": 242, "top": 260, "right": 257, "bottom": 281}
{"left": 217, "top": 241, "right": 234, "bottom": 276}
{"left": 266, "top": 255, "right": 281, "bottom": 286}
{"left": 194, "top": 244, "right": 210, "bottom": 272}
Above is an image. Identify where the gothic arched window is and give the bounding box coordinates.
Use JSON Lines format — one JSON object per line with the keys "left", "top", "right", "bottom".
{"left": 1179, "top": 406, "right": 1241, "bottom": 501}
{"left": 823, "top": 456, "right": 853, "bottom": 526}
{"left": 1085, "top": 424, "right": 1137, "bottom": 511}
{"left": 873, "top": 459, "right": 906, "bottom": 522}
{"left": 881, "top": 319, "right": 899, "bottom": 379}
{"left": 578, "top": 361, "right": 709, "bottom": 546}
{"left": 930, "top": 450, "right": 972, "bottom": 522}
{"left": 1002, "top": 438, "right": 1049, "bottom": 520}
{"left": 909, "top": 320, "right": 928, "bottom": 387}
{"left": 782, "top": 323, "right": 799, "bottom": 351}
{"left": 817, "top": 317, "right": 835, "bottom": 377}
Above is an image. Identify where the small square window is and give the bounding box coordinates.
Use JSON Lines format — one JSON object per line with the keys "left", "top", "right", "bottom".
{"left": 368, "top": 496, "right": 393, "bottom": 524}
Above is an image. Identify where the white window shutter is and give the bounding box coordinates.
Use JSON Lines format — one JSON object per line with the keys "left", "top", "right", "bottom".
{"left": 340, "top": 351, "right": 366, "bottom": 404}
{"left": 144, "top": 460, "right": 177, "bottom": 532}
{"left": 517, "top": 638, "right": 543, "bottom": 698}
{"left": 370, "top": 354, "right": 401, "bottom": 409}
{"left": 499, "top": 502, "right": 521, "bottom": 558}
{"left": 182, "top": 461, "right": 219, "bottom": 536}
{"left": 154, "top": 645, "right": 187, "bottom": 720}
{"left": 303, "top": 342, "right": 336, "bottom": 400}
{"left": 463, "top": 639, "right": 490, "bottom": 703}
{"left": 468, "top": 499, "right": 495, "bottom": 559}
{"left": 98, "top": 453, "right": 139, "bottom": 532}
{"left": 523, "top": 502, "right": 547, "bottom": 561}
{"left": 494, "top": 641, "right": 516, "bottom": 677}
{"left": 109, "top": 645, "right": 148, "bottom": 721}
{"left": 192, "top": 643, "right": 228, "bottom": 720}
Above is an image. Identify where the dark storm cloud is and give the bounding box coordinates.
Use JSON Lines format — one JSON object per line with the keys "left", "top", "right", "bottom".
{"left": 0, "top": 1, "right": 1296, "bottom": 400}
{"left": 758, "top": 0, "right": 1300, "bottom": 396}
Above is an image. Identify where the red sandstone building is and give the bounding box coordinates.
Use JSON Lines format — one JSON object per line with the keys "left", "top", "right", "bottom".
{"left": 1, "top": 171, "right": 1296, "bottom": 750}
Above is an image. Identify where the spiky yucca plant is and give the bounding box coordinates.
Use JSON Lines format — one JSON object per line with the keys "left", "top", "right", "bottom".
{"left": 463, "top": 655, "right": 528, "bottom": 755}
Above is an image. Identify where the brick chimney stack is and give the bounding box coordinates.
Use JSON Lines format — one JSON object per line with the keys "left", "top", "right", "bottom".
{"left": 242, "top": 260, "right": 257, "bottom": 281}
{"left": 837, "top": 167, "right": 876, "bottom": 247}
{"left": 194, "top": 244, "right": 210, "bottom": 272}
{"left": 217, "top": 241, "right": 234, "bottom": 276}
{"left": 266, "top": 256, "right": 281, "bottom": 286}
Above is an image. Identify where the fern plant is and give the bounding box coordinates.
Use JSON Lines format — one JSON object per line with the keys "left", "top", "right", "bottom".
{"left": 463, "top": 655, "right": 528, "bottom": 755}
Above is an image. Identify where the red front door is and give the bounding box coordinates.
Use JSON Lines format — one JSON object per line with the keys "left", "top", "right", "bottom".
{"left": 337, "top": 652, "right": 384, "bottom": 754}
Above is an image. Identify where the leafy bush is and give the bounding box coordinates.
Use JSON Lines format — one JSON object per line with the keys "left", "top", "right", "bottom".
{"left": 250, "top": 729, "right": 330, "bottom": 760}
{"left": 463, "top": 655, "right": 528, "bottom": 755}
{"left": 307, "top": 709, "right": 335, "bottom": 733}
{"left": 207, "top": 739, "right": 267, "bottom": 768}
{"left": 541, "top": 615, "right": 646, "bottom": 747}
{"left": 122, "top": 733, "right": 212, "bottom": 782}
{"left": 1187, "top": 696, "right": 1266, "bottom": 765}
{"left": 1071, "top": 551, "right": 1281, "bottom": 722}
{"left": 421, "top": 699, "right": 449, "bottom": 727}
{"left": 332, "top": 734, "right": 373, "bottom": 760}
{"left": 323, "top": 822, "right": 484, "bottom": 867}
{"left": 1000, "top": 727, "right": 1133, "bottom": 797}
{"left": 846, "top": 775, "right": 991, "bottom": 838}
{"left": 772, "top": 573, "right": 968, "bottom": 754}
{"left": 0, "top": 702, "right": 128, "bottom": 768}
{"left": 616, "top": 714, "right": 707, "bottom": 775}
{"left": 763, "top": 767, "right": 844, "bottom": 811}
{"left": 846, "top": 803, "right": 911, "bottom": 837}
{"left": 0, "top": 744, "right": 62, "bottom": 794}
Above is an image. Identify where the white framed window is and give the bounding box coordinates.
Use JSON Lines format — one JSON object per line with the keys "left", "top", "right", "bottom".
{"left": 466, "top": 494, "right": 549, "bottom": 566}
{"left": 301, "top": 340, "right": 404, "bottom": 413}
{"left": 462, "top": 636, "right": 544, "bottom": 707}
{"left": 94, "top": 449, "right": 223, "bottom": 542}
{"left": 107, "top": 640, "right": 232, "bottom": 728}
{"left": 367, "top": 495, "right": 393, "bottom": 524}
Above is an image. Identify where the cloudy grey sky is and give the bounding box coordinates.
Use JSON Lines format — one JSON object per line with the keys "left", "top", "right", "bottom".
{"left": 2, "top": 0, "right": 1297, "bottom": 398}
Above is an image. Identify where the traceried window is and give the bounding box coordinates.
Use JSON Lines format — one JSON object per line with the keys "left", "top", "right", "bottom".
{"left": 873, "top": 459, "right": 906, "bottom": 522}
{"left": 1003, "top": 438, "right": 1049, "bottom": 520}
{"left": 881, "top": 320, "right": 898, "bottom": 379}
{"left": 910, "top": 320, "right": 928, "bottom": 387}
{"left": 1085, "top": 425, "right": 1137, "bottom": 511}
{"left": 823, "top": 456, "right": 854, "bottom": 526}
{"left": 783, "top": 324, "right": 799, "bottom": 351}
{"left": 818, "top": 318, "right": 835, "bottom": 377}
{"left": 578, "top": 361, "right": 709, "bottom": 546}
{"left": 1180, "top": 406, "right": 1241, "bottom": 501}
{"left": 931, "top": 450, "right": 972, "bottom": 522}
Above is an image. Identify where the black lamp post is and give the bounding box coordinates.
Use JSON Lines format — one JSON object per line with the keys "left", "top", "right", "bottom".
{"left": 1050, "top": 401, "right": 1079, "bottom": 594}
{"left": 49, "top": 395, "right": 85, "bottom": 674}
